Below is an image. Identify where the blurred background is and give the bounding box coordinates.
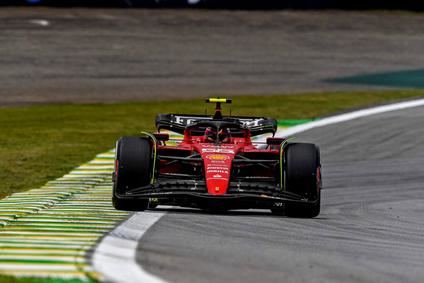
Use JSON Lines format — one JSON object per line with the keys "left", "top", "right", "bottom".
{"left": 1, "top": 0, "right": 424, "bottom": 9}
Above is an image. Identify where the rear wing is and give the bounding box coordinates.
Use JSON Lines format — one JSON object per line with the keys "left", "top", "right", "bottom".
{"left": 155, "top": 114, "right": 277, "bottom": 136}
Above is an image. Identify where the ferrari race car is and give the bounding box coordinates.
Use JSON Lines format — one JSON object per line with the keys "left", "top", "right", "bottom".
{"left": 112, "top": 98, "right": 322, "bottom": 217}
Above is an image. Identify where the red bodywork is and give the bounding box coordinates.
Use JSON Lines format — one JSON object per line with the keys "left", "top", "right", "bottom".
{"left": 157, "top": 126, "right": 279, "bottom": 196}
{"left": 114, "top": 100, "right": 320, "bottom": 212}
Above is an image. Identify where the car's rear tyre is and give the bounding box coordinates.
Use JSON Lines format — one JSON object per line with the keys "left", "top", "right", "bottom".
{"left": 112, "top": 136, "right": 152, "bottom": 211}
{"left": 271, "top": 143, "right": 321, "bottom": 218}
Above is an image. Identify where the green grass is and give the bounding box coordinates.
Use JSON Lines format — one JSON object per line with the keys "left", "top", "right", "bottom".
{"left": 1, "top": 90, "right": 423, "bottom": 198}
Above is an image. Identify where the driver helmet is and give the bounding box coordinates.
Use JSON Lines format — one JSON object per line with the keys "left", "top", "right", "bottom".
{"left": 204, "top": 127, "right": 217, "bottom": 141}
{"left": 218, "top": 128, "right": 229, "bottom": 142}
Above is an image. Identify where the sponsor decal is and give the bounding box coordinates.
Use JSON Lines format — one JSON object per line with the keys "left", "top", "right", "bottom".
{"left": 172, "top": 115, "right": 266, "bottom": 127}
{"left": 201, "top": 144, "right": 234, "bottom": 148}
{"left": 207, "top": 166, "right": 228, "bottom": 170}
{"left": 206, "top": 165, "right": 229, "bottom": 174}
{"left": 208, "top": 169, "right": 228, "bottom": 174}
{"left": 202, "top": 148, "right": 235, "bottom": 154}
{"left": 206, "top": 154, "right": 230, "bottom": 161}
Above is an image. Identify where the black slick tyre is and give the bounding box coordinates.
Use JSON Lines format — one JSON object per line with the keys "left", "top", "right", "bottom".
{"left": 272, "top": 143, "right": 321, "bottom": 218}
{"left": 112, "top": 136, "right": 152, "bottom": 211}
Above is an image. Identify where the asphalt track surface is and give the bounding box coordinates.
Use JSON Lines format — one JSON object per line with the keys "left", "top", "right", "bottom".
{"left": 134, "top": 106, "right": 424, "bottom": 283}
{"left": 2, "top": 9, "right": 424, "bottom": 106}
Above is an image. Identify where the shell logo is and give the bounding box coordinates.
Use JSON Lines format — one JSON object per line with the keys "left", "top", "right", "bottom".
{"left": 206, "top": 154, "right": 229, "bottom": 161}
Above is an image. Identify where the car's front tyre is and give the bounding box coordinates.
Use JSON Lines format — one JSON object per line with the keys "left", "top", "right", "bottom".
{"left": 272, "top": 143, "right": 321, "bottom": 218}
{"left": 112, "top": 136, "right": 152, "bottom": 211}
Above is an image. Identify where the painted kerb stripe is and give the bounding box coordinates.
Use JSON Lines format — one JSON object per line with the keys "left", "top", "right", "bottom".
{"left": 0, "top": 151, "right": 127, "bottom": 282}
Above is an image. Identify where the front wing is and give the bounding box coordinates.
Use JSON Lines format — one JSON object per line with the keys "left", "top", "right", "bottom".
{"left": 114, "top": 180, "right": 318, "bottom": 210}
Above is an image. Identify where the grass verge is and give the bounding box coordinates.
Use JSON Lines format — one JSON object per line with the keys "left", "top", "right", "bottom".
{"left": 1, "top": 90, "right": 423, "bottom": 197}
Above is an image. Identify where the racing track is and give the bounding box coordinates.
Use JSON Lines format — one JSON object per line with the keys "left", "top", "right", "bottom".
{"left": 122, "top": 105, "right": 424, "bottom": 283}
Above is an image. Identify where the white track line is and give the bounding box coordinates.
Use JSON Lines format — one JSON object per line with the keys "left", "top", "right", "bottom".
{"left": 92, "top": 212, "right": 167, "bottom": 283}
{"left": 92, "top": 98, "right": 424, "bottom": 283}
{"left": 277, "top": 98, "right": 424, "bottom": 137}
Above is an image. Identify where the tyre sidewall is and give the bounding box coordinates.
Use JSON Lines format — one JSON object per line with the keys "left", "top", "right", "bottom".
{"left": 284, "top": 143, "right": 319, "bottom": 199}
{"left": 114, "top": 136, "right": 153, "bottom": 195}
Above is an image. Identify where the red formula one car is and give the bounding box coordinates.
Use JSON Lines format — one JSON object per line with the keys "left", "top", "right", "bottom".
{"left": 112, "top": 98, "right": 322, "bottom": 217}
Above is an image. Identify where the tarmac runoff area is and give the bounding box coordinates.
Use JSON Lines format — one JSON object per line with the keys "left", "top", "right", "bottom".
{"left": 2, "top": 9, "right": 424, "bottom": 105}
